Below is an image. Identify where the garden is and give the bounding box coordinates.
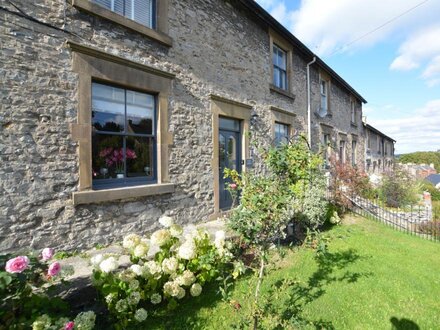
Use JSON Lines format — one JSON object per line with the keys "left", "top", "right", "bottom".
{"left": 1, "top": 138, "right": 439, "bottom": 329}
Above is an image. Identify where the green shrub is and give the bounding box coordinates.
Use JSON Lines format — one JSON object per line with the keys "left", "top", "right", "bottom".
{"left": 378, "top": 167, "right": 419, "bottom": 208}
{"left": 420, "top": 181, "right": 440, "bottom": 201}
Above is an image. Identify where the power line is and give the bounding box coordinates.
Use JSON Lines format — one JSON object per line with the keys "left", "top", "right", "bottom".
{"left": 327, "top": 0, "right": 430, "bottom": 57}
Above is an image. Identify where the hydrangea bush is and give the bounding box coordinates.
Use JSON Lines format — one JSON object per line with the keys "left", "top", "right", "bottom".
{"left": 91, "top": 216, "right": 243, "bottom": 329}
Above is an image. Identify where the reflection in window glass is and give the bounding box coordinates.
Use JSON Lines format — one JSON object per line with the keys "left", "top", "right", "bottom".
{"left": 274, "top": 122, "right": 289, "bottom": 146}
{"left": 91, "top": 82, "right": 156, "bottom": 187}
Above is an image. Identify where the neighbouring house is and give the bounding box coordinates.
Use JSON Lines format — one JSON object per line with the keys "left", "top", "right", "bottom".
{"left": 364, "top": 123, "right": 395, "bottom": 174}
{"left": 1, "top": 0, "right": 370, "bottom": 252}
{"left": 425, "top": 174, "right": 440, "bottom": 189}
{"left": 401, "top": 163, "right": 437, "bottom": 179}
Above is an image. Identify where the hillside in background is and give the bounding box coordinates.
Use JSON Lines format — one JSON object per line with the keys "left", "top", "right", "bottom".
{"left": 398, "top": 151, "right": 440, "bottom": 170}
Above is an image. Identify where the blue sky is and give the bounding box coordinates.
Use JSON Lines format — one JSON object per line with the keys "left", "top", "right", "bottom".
{"left": 256, "top": 0, "right": 440, "bottom": 154}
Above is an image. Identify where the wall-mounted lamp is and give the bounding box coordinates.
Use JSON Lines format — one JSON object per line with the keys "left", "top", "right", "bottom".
{"left": 250, "top": 110, "right": 259, "bottom": 129}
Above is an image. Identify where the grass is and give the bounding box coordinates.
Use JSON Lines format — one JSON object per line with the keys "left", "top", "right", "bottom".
{"left": 146, "top": 215, "right": 440, "bottom": 329}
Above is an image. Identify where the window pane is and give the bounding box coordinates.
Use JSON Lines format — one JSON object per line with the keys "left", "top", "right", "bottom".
{"left": 114, "top": 0, "right": 124, "bottom": 15}
{"left": 92, "top": 83, "right": 125, "bottom": 132}
{"left": 273, "top": 68, "right": 280, "bottom": 87}
{"left": 275, "top": 123, "right": 289, "bottom": 146}
{"left": 126, "top": 90, "right": 154, "bottom": 134}
{"left": 126, "top": 136, "right": 154, "bottom": 179}
{"left": 92, "top": 0, "right": 111, "bottom": 10}
{"left": 273, "top": 47, "right": 278, "bottom": 66}
{"left": 92, "top": 134, "right": 124, "bottom": 180}
{"left": 278, "top": 51, "right": 286, "bottom": 70}
{"left": 219, "top": 117, "right": 240, "bottom": 131}
{"left": 280, "top": 70, "right": 287, "bottom": 89}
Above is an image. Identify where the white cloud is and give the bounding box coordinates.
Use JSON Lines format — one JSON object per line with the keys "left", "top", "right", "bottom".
{"left": 256, "top": 0, "right": 440, "bottom": 84}
{"left": 368, "top": 100, "right": 440, "bottom": 154}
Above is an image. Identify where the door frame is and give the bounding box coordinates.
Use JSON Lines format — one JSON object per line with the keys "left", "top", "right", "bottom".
{"left": 210, "top": 95, "right": 252, "bottom": 219}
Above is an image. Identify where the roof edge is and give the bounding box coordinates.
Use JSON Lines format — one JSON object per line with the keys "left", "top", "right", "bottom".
{"left": 364, "top": 123, "right": 396, "bottom": 142}
{"left": 236, "top": 0, "right": 367, "bottom": 104}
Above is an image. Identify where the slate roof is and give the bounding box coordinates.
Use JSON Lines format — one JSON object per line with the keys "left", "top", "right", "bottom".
{"left": 426, "top": 174, "right": 440, "bottom": 186}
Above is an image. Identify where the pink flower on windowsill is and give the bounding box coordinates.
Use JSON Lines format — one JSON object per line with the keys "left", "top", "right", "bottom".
{"left": 48, "top": 261, "right": 61, "bottom": 277}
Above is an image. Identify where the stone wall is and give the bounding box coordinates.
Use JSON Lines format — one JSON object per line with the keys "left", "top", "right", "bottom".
{"left": 0, "top": 0, "right": 365, "bottom": 252}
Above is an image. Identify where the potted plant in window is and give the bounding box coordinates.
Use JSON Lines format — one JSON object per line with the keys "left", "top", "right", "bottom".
{"left": 99, "top": 148, "right": 137, "bottom": 179}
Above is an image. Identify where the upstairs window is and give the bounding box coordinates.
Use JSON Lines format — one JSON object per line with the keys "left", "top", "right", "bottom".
{"left": 352, "top": 140, "right": 357, "bottom": 166}
{"left": 274, "top": 122, "right": 289, "bottom": 146}
{"left": 323, "top": 133, "right": 331, "bottom": 168}
{"left": 351, "top": 100, "right": 356, "bottom": 124}
{"left": 91, "top": 0, "right": 155, "bottom": 28}
{"left": 273, "top": 44, "right": 287, "bottom": 90}
{"left": 91, "top": 82, "right": 156, "bottom": 188}
{"left": 320, "top": 79, "right": 328, "bottom": 116}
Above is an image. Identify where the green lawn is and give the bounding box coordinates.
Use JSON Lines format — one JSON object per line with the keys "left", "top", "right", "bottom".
{"left": 148, "top": 216, "right": 440, "bottom": 329}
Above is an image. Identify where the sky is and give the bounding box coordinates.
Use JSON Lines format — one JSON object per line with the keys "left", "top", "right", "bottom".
{"left": 255, "top": 0, "right": 440, "bottom": 154}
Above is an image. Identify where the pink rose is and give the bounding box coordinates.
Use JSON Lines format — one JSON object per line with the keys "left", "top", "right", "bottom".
{"left": 48, "top": 261, "right": 61, "bottom": 276}
{"left": 65, "top": 321, "right": 74, "bottom": 330}
{"left": 5, "top": 256, "right": 29, "bottom": 273}
{"left": 229, "top": 183, "right": 237, "bottom": 190}
{"left": 41, "top": 248, "right": 55, "bottom": 261}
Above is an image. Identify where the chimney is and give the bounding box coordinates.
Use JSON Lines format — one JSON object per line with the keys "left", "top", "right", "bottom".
{"left": 430, "top": 163, "right": 435, "bottom": 169}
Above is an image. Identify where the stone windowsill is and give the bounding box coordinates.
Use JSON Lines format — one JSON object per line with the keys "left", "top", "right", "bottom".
{"left": 72, "top": 183, "right": 175, "bottom": 205}
{"left": 71, "top": 0, "right": 173, "bottom": 47}
{"left": 269, "top": 84, "right": 296, "bottom": 101}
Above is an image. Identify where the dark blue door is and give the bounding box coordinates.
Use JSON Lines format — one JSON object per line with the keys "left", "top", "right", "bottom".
{"left": 219, "top": 117, "right": 241, "bottom": 210}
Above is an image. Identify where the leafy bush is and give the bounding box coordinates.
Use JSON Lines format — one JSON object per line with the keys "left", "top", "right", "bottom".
{"left": 224, "top": 137, "right": 327, "bottom": 328}
{"left": 329, "top": 156, "right": 375, "bottom": 208}
{"left": 420, "top": 181, "right": 440, "bottom": 201}
{"left": 378, "top": 166, "right": 419, "bottom": 208}
{"left": 0, "top": 248, "right": 95, "bottom": 330}
{"left": 91, "top": 216, "right": 242, "bottom": 329}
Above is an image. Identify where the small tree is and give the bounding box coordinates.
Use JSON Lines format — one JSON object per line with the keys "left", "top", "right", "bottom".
{"left": 225, "top": 137, "right": 327, "bottom": 329}
{"left": 379, "top": 166, "right": 419, "bottom": 208}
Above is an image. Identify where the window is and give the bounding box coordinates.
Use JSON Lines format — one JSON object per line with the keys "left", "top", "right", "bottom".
{"left": 320, "top": 79, "right": 328, "bottom": 115}
{"left": 273, "top": 44, "right": 287, "bottom": 90}
{"left": 339, "top": 140, "right": 346, "bottom": 163}
{"left": 351, "top": 100, "right": 356, "bottom": 124}
{"left": 91, "top": 0, "right": 155, "bottom": 28}
{"left": 274, "top": 122, "right": 289, "bottom": 146}
{"left": 91, "top": 82, "right": 156, "bottom": 188}
{"left": 352, "top": 140, "right": 357, "bottom": 166}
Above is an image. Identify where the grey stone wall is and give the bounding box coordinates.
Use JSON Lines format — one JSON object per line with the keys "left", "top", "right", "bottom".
{"left": 0, "top": 0, "right": 365, "bottom": 253}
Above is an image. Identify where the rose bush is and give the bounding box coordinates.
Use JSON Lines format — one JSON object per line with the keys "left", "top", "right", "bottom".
{"left": 1, "top": 248, "right": 95, "bottom": 330}
{"left": 91, "top": 216, "right": 244, "bottom": 329}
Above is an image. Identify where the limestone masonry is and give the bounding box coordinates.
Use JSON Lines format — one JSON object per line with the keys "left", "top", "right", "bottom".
{"left": 0, "top": 0, "right": 394, "bottom": 252}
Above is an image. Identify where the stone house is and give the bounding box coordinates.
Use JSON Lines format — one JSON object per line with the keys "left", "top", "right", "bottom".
{"left": 364, "top": 123, "right": 395, "bottom": 174}
{"left": 1, "top": 0, "right": 367, "bottom": 252}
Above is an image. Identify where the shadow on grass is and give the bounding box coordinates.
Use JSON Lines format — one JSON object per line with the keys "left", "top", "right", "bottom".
{"left": 390, "top": 317, "right": 420, "bottom": 330}
{"left": 265, "top": 248, "right": 373, "bottom": 329}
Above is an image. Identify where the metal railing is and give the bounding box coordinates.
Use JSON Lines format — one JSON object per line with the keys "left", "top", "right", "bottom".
{"left": 328, "top": 191, "right": 440, "bottom": 243}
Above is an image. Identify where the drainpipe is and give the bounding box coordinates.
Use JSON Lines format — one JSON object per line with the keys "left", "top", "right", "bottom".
{"left": 306, "top": 57, "right": 316, "bottom": 148}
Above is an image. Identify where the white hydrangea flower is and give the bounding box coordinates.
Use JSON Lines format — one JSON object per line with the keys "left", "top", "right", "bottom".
{"left": 90, "top": 254, "right": 104, "bottom": 267}
{"left": 115, "top": 299, "right": 128, "bottom": 313}
{"left": 150, "top": 229, "right": 171, "bottom": 247}
{"left": 162, "top": 257, "right": 178, "bottom": 274}
{"left": 158, "top": 215, "right": 174, "bottom": 228}
{"left": 105, "top": 293, "right": 117, "bottom": 305}
{"left": 128, "top": 291, "right": 141, "bottom": 305}
{"left": 150, "top": 293, "right": 162, "bottom": 305}
{"left": 177, "top": 240, "right": 196, "bottom": 260}
{"left": 176, "top": 270, "right": 196, "bottom": 286}
{"left": 190, "top": 283, "right": 202, "bottom": 297}
{"left": 133, "top": 242, "right": 149, "bottom": 258}
{"left": 176, "top": 287, "right": 186, "bottom": 300}
{"left": 130, "top": 264, "right": 143, "bottom": 276}
{"left": 144, "top": 260, "right": 162, "bottom": 279}
{"left": 214, "top": 230, "right": 225, "bottom": 248}
{"left": 134, "top": 308, "right": 148, "bottom": 322}
{"left": 99, "top": 257, "right": 118, "bottom": 273}
{"left": 73, "top": 311, "right": 96, "bottom": 330}
{"left": 163, "top": 281, "right": 181, "bottom": 297}
{"left": 147, "top": 243, "right": 161, "bottom": 258}
{"left": 169, "top": 224, "right": 183, "bottom": 237}
{"left": 122, "top": 234, "right": 141, "bottom": 250}
{"left": 129, "top": 279, "right": 140, "bottom": 290}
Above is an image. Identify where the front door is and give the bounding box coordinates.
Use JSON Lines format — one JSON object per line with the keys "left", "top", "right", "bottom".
{"left": 219, "top": 117, "right": 241, "bottom": 210}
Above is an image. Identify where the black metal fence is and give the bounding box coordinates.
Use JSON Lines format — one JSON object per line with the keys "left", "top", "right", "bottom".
{"left": 329, "top": 191, "right": 440, "bottom": 243}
